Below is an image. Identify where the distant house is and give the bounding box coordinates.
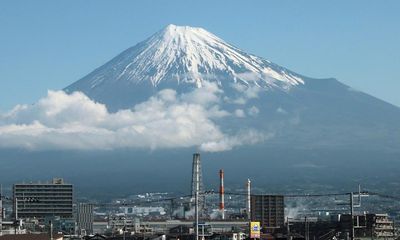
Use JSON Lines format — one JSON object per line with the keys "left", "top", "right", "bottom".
{"left": 83, "top": 234, "right": 107, "bottom": 240}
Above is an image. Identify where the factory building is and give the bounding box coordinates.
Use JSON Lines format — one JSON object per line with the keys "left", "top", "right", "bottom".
{"left": 13, "top": 178, "right": 73, "bottom": 220}
{"left": 250, "top": 195, "right": 285, "bottom": 232}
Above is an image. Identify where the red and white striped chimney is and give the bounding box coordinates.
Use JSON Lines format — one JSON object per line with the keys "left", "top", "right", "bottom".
{"left": 219, "top": 169, "right": 225, "bottom": 220}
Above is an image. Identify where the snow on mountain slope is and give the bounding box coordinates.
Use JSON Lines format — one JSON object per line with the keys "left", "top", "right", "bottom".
{"left": 66, "top": 24, "right": 303, "bottom": 97}
{"left": 62, "top": 24, "right": 400, "bottom": 151}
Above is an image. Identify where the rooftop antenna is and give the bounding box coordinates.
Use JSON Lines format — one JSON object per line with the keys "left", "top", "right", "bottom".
{"left": 353, "top": 184, "right": 369, "bottom": 208}
{"left": 350, "top": 184, "right": 369, "bottom": 240}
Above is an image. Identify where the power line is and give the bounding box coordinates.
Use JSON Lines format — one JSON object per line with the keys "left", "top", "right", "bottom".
{"left": 89, "top": 190, "right": 400, "bottom": 207}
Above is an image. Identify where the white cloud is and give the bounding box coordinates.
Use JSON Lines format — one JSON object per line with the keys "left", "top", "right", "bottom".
{"left": 182, "top": 80, "right": 222, "bottom": 106}
{"left": 234, "top": 109, "right": 246, "bottom": 118}
{"left": 276, "top": 107, "right": 288, "bottom": 114}
{"left": 230, "top": 83, "right": 261, "bottom": 105}
{"left": 0, "top": 84, "right": 267, "bottom": 152}
{"left": 232, "top": 97, "right": 247, "bottom": 105}
{"left": 235, "top": 72, "right": 262, "bottom": 82}
{"left": 199, "top": 129, "right": 270, "bottom": 152}
{"left": 0, "top": 90, "right": 221, "bottom": 150}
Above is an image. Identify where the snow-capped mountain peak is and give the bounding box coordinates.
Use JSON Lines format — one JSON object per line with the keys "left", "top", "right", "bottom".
{"left": 68, "top": 24, "right": 303, "bottom": 93}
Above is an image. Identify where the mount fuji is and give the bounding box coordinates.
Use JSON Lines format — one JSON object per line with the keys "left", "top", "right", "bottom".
{"left": 65, "top": 24, "right": 400, "bottom": 150}
{"left": 66, "top": 24, "right": 304, "bottom": 111}
{"left": 1, "top": 25, "right": 400, "bottom": 197}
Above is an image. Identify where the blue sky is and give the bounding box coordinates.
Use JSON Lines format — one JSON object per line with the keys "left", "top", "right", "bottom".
{"left": 0, "top": 0, "right": 399, "bottom": 110}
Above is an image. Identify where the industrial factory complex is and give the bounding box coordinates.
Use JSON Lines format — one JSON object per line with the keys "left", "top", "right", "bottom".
{"left": 0, "top": 153, "right": 399, "bottom": 240}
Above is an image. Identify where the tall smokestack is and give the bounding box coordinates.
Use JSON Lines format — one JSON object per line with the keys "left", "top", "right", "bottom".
{"left": 219, "top": 169, "right": 225, "bottom": 220}
{"left": 191, "top": 153, "right": 204, "bottom": 226}
{"left": 191, "top": 153, "right": 204, "bottom": 199}
{"left": 246, "top": 179, "right": 251, "bottom": 220}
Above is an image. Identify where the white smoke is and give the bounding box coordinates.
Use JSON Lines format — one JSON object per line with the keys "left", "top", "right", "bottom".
{"left": 200, "top": 129, "right": 271, "bottom": 152}
{"left": 209, "top": 210, "right": 222, "bottom": 220}
{"left": 285, "top": 200, "right": 308, "bottom": 220}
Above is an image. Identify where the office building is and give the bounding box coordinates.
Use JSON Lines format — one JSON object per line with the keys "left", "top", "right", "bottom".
{"left": 13, "top": 178, "right": 73, "bottom": 220}
{"left": 77, "top": 203, "right": 94, "bottom": 235}
{"left": 250, "top": 195, "right": 284, "bottom": 231}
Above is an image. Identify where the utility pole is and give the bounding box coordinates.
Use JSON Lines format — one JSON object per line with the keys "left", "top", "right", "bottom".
{"left": 392, "top": 220, "right": 396, "bottom": 240}
{"left": 15, "top": 197, "right": 18, "bottom": 222}
{"left": 287, "top": 217, "right": 292, "bottom": 240}
{"left": 14, "top": 197, "right": 18, "bottom": 235}
{"left": 123, "top": 218, "right": 126, "bottom": 240}
{"left": 169, "top": 199, "right": 174, "bottom": 219}
{"left": 304, "top": 216, "right": 309, "bottom": 240}
{"left": 49, "top": 220, "right": 53, "bottom": 240}
{"left": 350, "top": 192, "right": 354, "bottom": 240}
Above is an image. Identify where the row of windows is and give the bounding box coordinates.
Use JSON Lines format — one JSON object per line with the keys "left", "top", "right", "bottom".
{"left": 253, "top": 201, "right": 284, "bottom": 203}
{"left": 18, "top": 209, "right": 73, "bottom": 212}
{"left": 16, "top": 198, "right": 73, "bottom": 202}
{"left": 17, "top": 204, "right": 72, "bottom": 207}
{"left": 16, "top": 203, "right": 73, "bottom": 206}
{"left": 253, "top": 204, "right": 284, "bottom": 207}
{"left": 15, "top": 195, "right": 72, "bottom": 199}
{"left": 14, "top": 192, "right": 73, "bottom": 195}
{"left": 253, "top": 209, "right": 284, "bottom": 212}
{"left": 14, "top": 185, "right": 72, "bottom": 188}
{"left": 16, "top": 201, "right": 72, "bottom": 204}
{"left": 15, "top": 190, "right": 73, "bottom": 193}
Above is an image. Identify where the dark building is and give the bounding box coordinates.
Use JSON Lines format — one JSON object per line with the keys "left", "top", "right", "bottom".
{"left": 13, "top": 178, "right": 73, "bottom": 220}
{"left": 250, "top": 195, "right": 285, "bottom": 232}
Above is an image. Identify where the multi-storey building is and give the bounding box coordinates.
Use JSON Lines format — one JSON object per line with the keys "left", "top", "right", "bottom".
{"left": 366, "top": 213, "right": 395, "bottom": 239}
{"left": 250, "top": 195, "right": 285, "bottom": 232}
{"left": 77, "top": 203, "right": 94, "bottom": 235}
{"left": 339, "top": 213, "right": 395, "bottom": 239}
{"left": 13, "top": 178, "right": 73, "bottom": 220}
